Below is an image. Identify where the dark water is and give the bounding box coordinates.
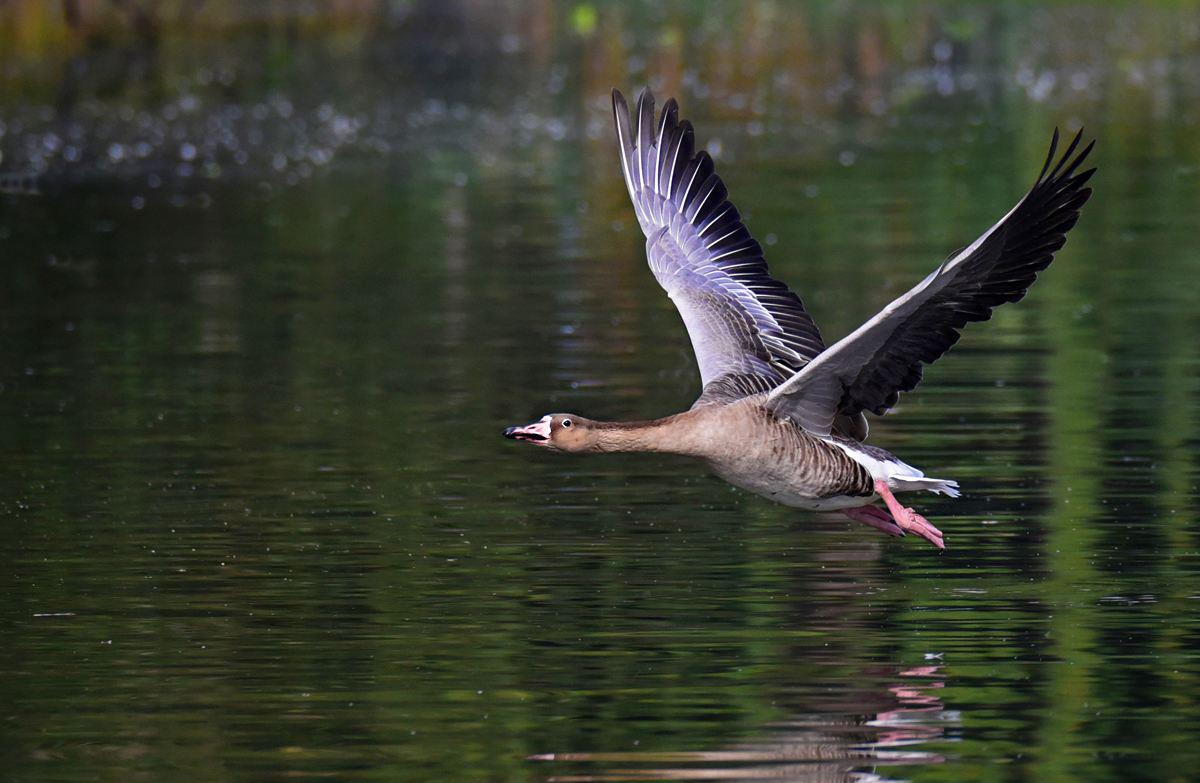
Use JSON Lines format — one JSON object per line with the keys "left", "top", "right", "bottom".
{"left": 3, "top": 3, "right": 1200, "bottom": 781}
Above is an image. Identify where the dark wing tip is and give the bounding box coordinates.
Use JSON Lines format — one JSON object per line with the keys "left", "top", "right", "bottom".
{"left": 1038, "top": 127, "right": 1062, "bottom": 181}
{"left": 1039, "top": 126, "right": 1096, "bottom": 185}
{"left": 661, "top": 97, "right": 679, "bottom": 125}
{"left": 1047, "top": 127, "right": 1085, "bottom": 180}
{"left": 634, "top": 87, "right": 655, "bottom": 128}
{"left": 1065, "top": 139, "right": 1097, "bottom": 179}
{"left": 611, "top": 88, "right": 629, "bottom": 125}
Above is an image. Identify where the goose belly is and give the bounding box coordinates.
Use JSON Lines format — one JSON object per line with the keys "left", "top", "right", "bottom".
{"left": 706, "top": 445, "right": 875, "bottom": 512}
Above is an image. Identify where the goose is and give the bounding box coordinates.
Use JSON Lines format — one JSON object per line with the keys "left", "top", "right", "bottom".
{"left": 505, "top": 88, "right": 1095, "bottom": 549}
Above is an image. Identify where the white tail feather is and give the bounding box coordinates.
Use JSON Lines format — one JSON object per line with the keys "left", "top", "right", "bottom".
{"left": 829, "top": 439, "right": 960, "bottom": 498}
{"left": 893, "top": 476, "right": 961, "bottom": 498}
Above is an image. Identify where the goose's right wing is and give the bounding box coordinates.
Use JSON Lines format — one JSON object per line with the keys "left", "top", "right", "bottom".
{"left": 766, "top": 129, "right": 1096, "bottom": 436}
{"left": 612, "top": 88, "right": 825, "bottom": 406}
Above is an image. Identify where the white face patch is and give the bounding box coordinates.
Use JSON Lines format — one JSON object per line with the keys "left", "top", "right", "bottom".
{"left": 528, "top": 415, "right": 554, "bottom": 439}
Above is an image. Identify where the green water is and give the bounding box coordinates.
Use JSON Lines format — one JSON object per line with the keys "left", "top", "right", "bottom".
{"left": 2, "top": 3, "right": 1200, "bottom": 781}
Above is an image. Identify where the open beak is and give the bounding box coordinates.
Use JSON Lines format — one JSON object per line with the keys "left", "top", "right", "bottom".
{"left": 503, "top": 416, "right": 552, "bottom": 445}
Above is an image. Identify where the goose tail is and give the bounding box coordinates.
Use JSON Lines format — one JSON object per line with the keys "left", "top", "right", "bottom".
{"left": 893, "top": 475, "right": 961, "bottom": 498}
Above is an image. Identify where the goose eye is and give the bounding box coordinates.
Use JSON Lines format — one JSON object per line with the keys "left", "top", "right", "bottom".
{"left": 561, "top": 418, "right": 573, "bottom": 428}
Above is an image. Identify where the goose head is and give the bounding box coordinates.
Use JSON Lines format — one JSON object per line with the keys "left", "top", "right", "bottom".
{"left": 503, "top": 414, "right": 591, "bottom": 452}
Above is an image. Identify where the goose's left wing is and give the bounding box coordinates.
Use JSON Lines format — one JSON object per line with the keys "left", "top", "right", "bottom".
{"left": 766, "top": 129, "right": 1096, "bottom": 436}
{"left": 612, "top": 88, "right": 825, "bottom": 406}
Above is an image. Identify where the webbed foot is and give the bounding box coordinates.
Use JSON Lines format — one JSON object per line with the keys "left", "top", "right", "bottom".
{"left": 842, "top": 504, "right": 904, "bottom": 538}
{"left": 873, "top": 480, "right": 945, "bottom": 550}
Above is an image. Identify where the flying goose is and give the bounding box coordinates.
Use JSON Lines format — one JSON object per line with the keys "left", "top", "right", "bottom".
{"left": 505, "top": 88, "right": 1095, "bottom": 549}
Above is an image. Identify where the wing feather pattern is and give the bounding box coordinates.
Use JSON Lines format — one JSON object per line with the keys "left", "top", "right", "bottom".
{"left": 612, "top": 88, "right": 825, "bottom": 406}
{"left": 767, "top": 129, "right": 1096, "bottom": 436}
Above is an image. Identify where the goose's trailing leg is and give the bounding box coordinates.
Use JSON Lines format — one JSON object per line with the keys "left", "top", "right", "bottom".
{"left": 874, "top": 480, "right": 944, "bottom": 550}
{"left": 841, "top": 505, "right": 904, "bottom": 538}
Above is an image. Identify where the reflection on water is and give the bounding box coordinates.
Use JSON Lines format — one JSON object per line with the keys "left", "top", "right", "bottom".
{"left": 2, "top": 2, "right": 1200, "bottom": 782}
{"left": 534, "top": 667, "right": 950, "bottom": 782}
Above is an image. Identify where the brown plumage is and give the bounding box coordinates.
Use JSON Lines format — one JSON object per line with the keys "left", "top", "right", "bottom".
{"left": 504, "top": 88, "right": 1096, "bottom": 550}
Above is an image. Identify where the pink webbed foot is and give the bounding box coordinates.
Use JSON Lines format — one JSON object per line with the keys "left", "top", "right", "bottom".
{"left": 873, "top": 480, "right": 945, "bottom": 550}
{"left": 841, "top": 505, "right": 904, "bottom": 538}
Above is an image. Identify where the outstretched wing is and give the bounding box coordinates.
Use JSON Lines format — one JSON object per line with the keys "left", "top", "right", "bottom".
{"left": 767, "top": 129, "right": 1096, "bottom": 436}
{"left": 612, "top": 88, "right": 825, "bottom": 406}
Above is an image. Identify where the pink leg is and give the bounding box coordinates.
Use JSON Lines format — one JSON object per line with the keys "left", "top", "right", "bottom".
{"left": 842, "top": 505, "right": 904, "bottom": 538}
{"left": 874, "top": 480, "right": 945, "bottom": 550}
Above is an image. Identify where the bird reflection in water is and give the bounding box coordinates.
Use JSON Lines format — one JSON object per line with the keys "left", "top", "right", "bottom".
{"left": 531, "top": 666, "right": 951, "bottom": 782}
